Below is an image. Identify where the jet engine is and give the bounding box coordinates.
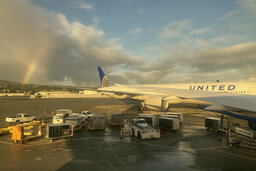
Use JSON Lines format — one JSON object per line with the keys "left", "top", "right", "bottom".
{"left": 140, "top": 96, "right": 180, "bottom": 111}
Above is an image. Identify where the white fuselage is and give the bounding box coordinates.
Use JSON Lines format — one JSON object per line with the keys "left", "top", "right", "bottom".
{"left": 100, "top": 81, "right": 256, "bottom": 95}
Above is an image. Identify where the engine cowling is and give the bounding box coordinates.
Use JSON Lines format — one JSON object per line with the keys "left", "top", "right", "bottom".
{"left": 139, "top": 96, "right": 171, "bottom": 111}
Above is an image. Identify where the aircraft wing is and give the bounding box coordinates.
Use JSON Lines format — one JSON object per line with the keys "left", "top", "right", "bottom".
{"left": 101, "top": 85, "right": 256, "bottom": 113}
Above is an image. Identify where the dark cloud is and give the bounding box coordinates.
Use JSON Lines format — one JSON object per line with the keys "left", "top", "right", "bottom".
{"left": 0, "top": 0, "right": 142, "bottom": 86}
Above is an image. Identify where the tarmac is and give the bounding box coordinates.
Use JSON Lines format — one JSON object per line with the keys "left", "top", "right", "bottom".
{"left": 0, "top": 97, "right": 256, "bottom": 170}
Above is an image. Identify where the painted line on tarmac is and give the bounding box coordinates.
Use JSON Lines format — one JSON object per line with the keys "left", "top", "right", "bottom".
{"left": 0, "top": 140, "right": 24, "bottom": 147}
{"left": 212, "top": 149, "right": 256, "bottom": 162}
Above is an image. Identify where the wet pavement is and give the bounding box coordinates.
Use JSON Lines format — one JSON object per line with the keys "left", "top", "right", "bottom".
{"left": 0, "top": 98, "right": 256, "bottom": 170}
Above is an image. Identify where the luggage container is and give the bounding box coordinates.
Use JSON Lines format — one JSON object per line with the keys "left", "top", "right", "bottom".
{"left": 235, "top": 126, "right": 256, "bottom": 139}
{"left": 45, "top": 123, "right": 73, "bottom": 141}
{"left": 65, "top": 116, "right": 83, "bottom": 131}
{"left": 158, "top": 117, "right": 179, "bottom": 130}
{"left": 205, "top": 117, "right": 221, "bottom": 131}
{"left": 137, "top": 114, "right": 157, "bottom": 126}
{"left": 53, "top": 115, "right": 65, "bottom": 124}
{"left": 164, "top": 112, "right": 183, "bottom": 123}
{"left": 87, "top": 115, "right": 106, "bottom": 130}
{"left": 109, "top": 113, "right": 125, "bottom": 126}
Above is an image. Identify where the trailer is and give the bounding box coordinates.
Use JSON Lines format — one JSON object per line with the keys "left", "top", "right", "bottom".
{"left": 137, "top": 114, "right": 157, "bottom": 126}
{"left": 87, "top": 115, "right": 106, "bottom": 130}
{"left": 45, "top": 123, "right": 73, "bottom": 142}
{"left": 131, "top": 118, "right": 160, "bottom": 140}
{"left": 164, "top": 112, "right": 183, "bottom": 123}
{"left": 65, "top": 116, "right": 83, "bottom": 131}
{"left": 109, "top": 113, "right": 125, "bottom": 126}
{"left": 205, "top": 117, "right": 221, "bottom": 131}
{"left": 234, "top": 126, "right": 256, "bottom": 139}
{"left": 12, "top": 122, "right": 42, "bottom": 144}
{"left": 158, "top": 117, "right": 179, "bottom": 131}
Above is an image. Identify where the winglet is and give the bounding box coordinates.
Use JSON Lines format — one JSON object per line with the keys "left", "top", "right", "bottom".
{"left": 97, "top": 66, "right": 111, "bottom": 87}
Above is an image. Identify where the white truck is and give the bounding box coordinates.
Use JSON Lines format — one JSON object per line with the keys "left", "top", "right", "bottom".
{"left": 80, "top": 111, "right": 94, "bottom": 120}
{"left": 6, "top": 113, "right": 37, "bottom": 124}
{"left": 131, "top": 118, "right": 160, "bottom": 140}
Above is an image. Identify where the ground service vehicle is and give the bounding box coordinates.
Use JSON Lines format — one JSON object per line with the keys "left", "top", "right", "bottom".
{"left": 6, "top": 114, "right": 37, "bottom": 124}
{"left": 131, "top": 118, "right": 160, "bottom": 140}
{"left": 80, "top": 111, "right": 95, "bottom": 120}
{"left": 137, "top": 114, "right": 157, "bottom": 126}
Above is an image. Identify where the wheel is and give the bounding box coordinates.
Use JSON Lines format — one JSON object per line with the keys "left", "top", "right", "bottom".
{"left": 16, "top": 120, "right": 20, "bottom": 125}
{"left": 32, "top": 118, "right": 37, "bottom": 121}
{"left": 131, "top": 129, "right": 135, "bottom": 136}
{"left": 138, "top": 131, "right": 142, "bottom": 140}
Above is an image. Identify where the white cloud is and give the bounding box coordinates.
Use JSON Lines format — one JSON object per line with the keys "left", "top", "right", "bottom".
{"left": 130, "top": 27, "right": 143, "bottom": 34}
{"left": 160, "top": 20, "right": 193, "bottom": 41}
{"left": 76, "top": 1, "right": 94, "bottom": 11}
{"left": 217, "top": 10, "right": 239, "bottom": 21}
{"left": 237, "top": 0, "right": 256, "bottom": 13}
{"left": 189, "top": 28, "right": 213, "bottom": 35}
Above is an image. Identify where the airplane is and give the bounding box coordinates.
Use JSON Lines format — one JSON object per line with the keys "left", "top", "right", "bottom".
{"left": 97, "top": 66, "right": 256, "bottom": 130}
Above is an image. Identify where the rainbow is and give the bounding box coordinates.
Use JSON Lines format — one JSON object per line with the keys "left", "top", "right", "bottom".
{"left": 22, "top": 59, "right": 38, "bottom": 85}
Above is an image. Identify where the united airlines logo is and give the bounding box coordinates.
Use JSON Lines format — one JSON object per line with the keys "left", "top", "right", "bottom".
{"left": 189, "top": 85, "right": 236, "bottom": 91}
{"left": 102, "top": 76, "right": 111, "bottom": 87}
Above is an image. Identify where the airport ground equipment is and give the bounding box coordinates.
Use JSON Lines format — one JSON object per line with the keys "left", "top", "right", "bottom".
{"left": 0, "top": 128, "right": 10, "bottom": 135}
{"left": 80, "top": 111, "right": 95, "bottom": 120}
{"left": 87, "top": 115, "right": 106, "bottom": 130}
{"left": 158, "top": 117, "right": 179, "bottom": 131}
{"left": 12, "top": 121, "right": 42, "bottom": 144}
{"left": 56, "top": 109, "right": 72, "bottom": 118}
{"left": 131, "top": 118, "right": 160, "bottom": 140}
{"left": 137, "top": 114, "right": 157, "bottom": 126}
{"left": 6, "top": 113, "right": 37, "bottom": 124}
{"left": 109, "top": 113, "right": 125, "bottom": 126}
{"left": 53, "top": 115, "right": 65, "bottom": 124}
{"left": 45, "top": 123, "right": 73, "bottom": 142}
{"left": 205, "top": 117, "right": 221, "bottom": 131}
{"left": 234, "top": 126, "right": 256, "bottom": 139}
{"left": 72, "top": 113, "right": 86, "bottom": 126}
{"left": 65, "top": 116, "right": 83, "bottom": 131}
{"left": 164, "top": 112, "right": 183, "bottom": 123}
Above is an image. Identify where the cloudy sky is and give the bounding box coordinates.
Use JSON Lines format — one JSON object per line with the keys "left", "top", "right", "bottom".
{"left": 0, "top": 0, "right": 256, "bottom": 86}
